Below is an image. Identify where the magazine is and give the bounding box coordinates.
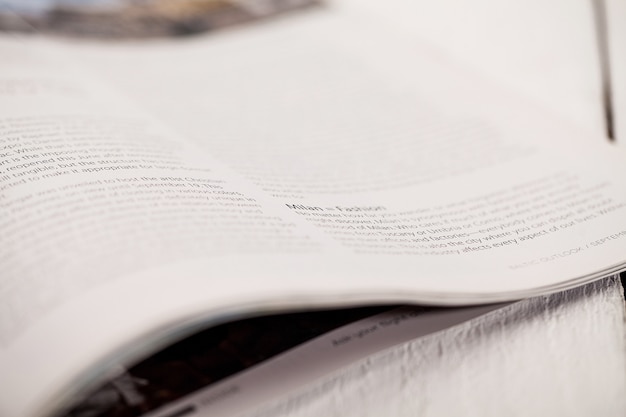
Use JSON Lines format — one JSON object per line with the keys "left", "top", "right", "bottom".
{"left": 0, "top": 3, "right": 625, "bottom": 417}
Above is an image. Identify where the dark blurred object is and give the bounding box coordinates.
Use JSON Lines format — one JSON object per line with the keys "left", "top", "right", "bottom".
{"left": 0, "top": 0, "right": 321, "bottom": 39}
{"left": 62, "top": 305, "right": 401, "bottom": 417}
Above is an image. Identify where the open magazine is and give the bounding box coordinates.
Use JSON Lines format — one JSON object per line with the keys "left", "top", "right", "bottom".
{"left": 1, "top": 2, "right": 626, "bottom": 417}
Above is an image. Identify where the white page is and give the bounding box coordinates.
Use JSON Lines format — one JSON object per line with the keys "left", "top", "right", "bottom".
{"left": 1, "top": 9, "right": 626, "bottom": 417}
{"left": 0, "top": 35, "right": 343, "bottom": 417}
{"left": 61, "top": 8, "right": 626, "bottom": 293}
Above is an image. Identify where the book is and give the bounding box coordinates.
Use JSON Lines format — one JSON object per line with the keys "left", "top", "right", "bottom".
{"left": 1, "top": 2, "right": 625, "bottom": 417}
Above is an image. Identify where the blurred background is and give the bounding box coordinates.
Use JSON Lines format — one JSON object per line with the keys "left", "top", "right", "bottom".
{"left": 0, "top": 0, "right": 320, "bottom": 37}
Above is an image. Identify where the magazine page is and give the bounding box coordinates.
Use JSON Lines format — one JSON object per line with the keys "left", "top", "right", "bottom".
{"left": 1, "top": 7, "right": 626, "bottom": 417}
{"left": 63, "top": 6, "right": 626, "bottom": 295}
